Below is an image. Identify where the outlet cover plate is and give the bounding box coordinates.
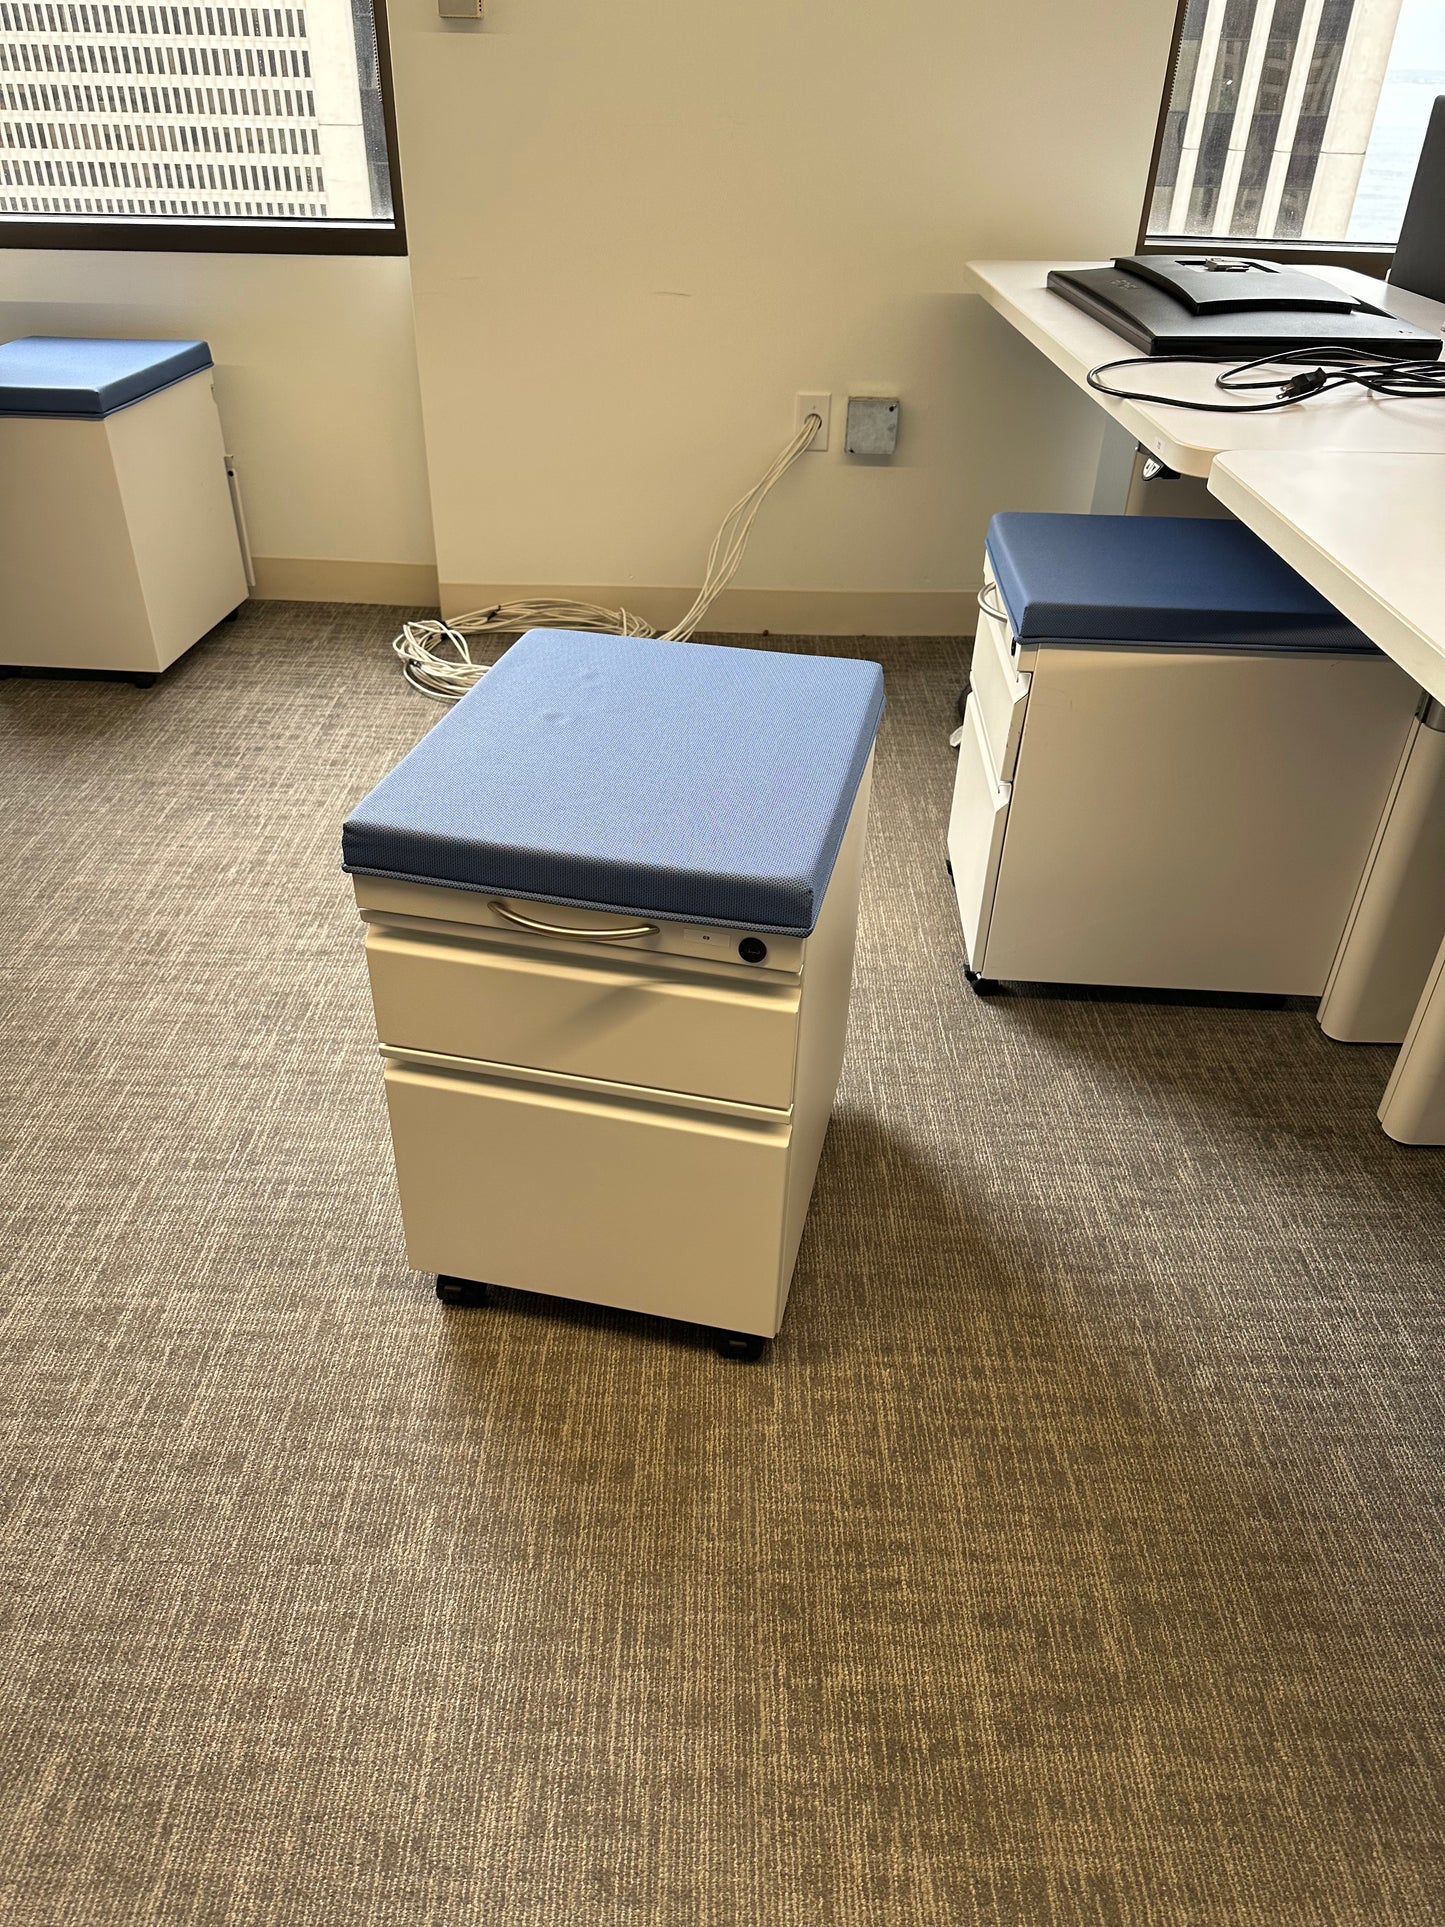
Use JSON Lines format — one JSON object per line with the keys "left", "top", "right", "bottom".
{"left": 795, "top": 392, "right": 831, "bottom": 451}
{"left": 845, "top": 395, "right": 900, "bottom": 457}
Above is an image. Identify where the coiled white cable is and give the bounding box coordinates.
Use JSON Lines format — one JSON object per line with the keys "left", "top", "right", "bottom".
{"left": 392, "top": 413, "right": 823, "bottom": 701}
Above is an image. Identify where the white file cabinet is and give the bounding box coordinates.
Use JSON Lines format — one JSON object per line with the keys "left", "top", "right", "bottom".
{"left": 948, "top": 514, "right": 1420, "bottom": 996}
{"left": 344, "top": 629, "right": 884, "bottom": 1360}
{"left": 0, "top": 336, "right": 248, "bottom": 682}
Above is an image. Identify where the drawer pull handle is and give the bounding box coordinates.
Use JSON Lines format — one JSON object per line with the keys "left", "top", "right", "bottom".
{"left": 976, "top": 585, "right": 1011, "bottom": 627}
{"left": 486, "top": 899, "right": 659, "bottom": 943}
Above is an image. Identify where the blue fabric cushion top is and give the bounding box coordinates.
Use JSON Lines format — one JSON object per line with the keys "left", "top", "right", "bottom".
{"left": 342, "top": 630, "right": 886, "bottom": 935}
{"left": 985, "top": 512, "right": 1374, "bottom": 652}
{"left": 0, "top": 336, "right": 213, "bottom": 418}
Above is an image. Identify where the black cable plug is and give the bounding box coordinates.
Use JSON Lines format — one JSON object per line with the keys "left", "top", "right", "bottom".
{"left": 1278, "top": 368, "right": 1329, "bottom": 399}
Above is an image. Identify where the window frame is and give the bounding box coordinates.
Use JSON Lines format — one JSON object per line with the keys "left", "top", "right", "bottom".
{"left": 0, "top": 0, "right": 406, "bottom": 254}
{"left": 1135, "top": 0, "right": 1392, "bottom": 278}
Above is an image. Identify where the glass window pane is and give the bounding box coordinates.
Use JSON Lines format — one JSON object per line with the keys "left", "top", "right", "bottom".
{"left": 1350, "top": 0, "right": 1445, "bottom": 240}
{"left": 0, "top": 0, "right": 395, "bottom": 225}
{"left": 1146, "top": 0, "right": 1445, "bottom": 248}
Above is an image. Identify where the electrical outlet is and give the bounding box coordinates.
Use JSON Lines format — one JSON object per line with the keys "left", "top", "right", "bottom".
{"left": 795, "top": 392, "right": 831, "bottom": 451}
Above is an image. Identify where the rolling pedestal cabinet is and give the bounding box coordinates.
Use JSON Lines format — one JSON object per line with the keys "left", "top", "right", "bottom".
{"left": 0, "top": 336, "right": 247, "bottom": 681}
{"left": 948, "top": 513, "right": 1420, "bottom": 997}
{"left": 343, "top": 629, "right": 885, "bottom": 1361}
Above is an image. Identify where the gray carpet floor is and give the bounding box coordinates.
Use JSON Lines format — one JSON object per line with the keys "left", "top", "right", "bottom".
{"left": 1, "top": 604, "right": 1443, "bottom": 1927}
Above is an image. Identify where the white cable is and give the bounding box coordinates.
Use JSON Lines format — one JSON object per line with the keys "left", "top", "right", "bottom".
{"left": 392, "top": 413, "right": 822, "bottom": 701}
{"left": 391, "top": 600, "right": 653, "bottom": 703}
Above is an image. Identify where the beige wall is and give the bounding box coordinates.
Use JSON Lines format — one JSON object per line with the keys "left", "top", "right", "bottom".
{"left": 0, "top": 2, "right": 1178, "bottom": 628}
{"left": 0, "top": 249, "right": 437, "bottom": 602}
{"left": 388, "top": 0, "right": 1178, "bottom": 630}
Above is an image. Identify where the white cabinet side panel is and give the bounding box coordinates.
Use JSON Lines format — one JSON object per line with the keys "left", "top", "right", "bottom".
{"left": 0, "top": 416, "right": 152, "bottom": 669}
{"left": 108, "top": 376, "right": 249, "bottom": 669}
{"left": 985, "top": 646, "right": 1417, "bottom": 994}
{"left": 776, "top": 754, "right": 873, "bottom": 1327}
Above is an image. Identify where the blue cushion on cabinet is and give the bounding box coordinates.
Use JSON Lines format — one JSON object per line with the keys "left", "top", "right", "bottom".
{"left": 342, "top": 629, "right": 886, "bottom": 936}
{"left": 0, "top": 337, "right": 214, "bottom": 418}
{"left": 984, "top": 512, "right": 1374, "bottom": 652}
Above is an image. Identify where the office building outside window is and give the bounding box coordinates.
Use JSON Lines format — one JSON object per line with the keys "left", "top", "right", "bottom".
{"left": 0, "top": 0, "right": 398, "bottom": 242}
{"left": 1145, "top": 0, "right": 1445, "bottom": 246}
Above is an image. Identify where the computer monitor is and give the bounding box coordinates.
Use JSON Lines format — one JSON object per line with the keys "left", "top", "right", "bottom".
{"left": 1390, "top": 95, "right": 1445, "bottom": 305}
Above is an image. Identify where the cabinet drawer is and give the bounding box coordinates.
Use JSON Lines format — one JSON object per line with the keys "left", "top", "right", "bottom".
{"left": 947, "top": 696, "right": 1010, "bottom": 968}
{"left": 971, "top": 569, "right": 1031, "bottom": 781}
{"left": 384, "top": 1060, "right": 792, "bottom": 1334}
{"left": 365, "top": 922, "right": 801, "bottom": 1109}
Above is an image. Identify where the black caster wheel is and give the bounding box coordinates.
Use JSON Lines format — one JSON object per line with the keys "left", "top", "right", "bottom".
{"left": 945, "top": 856, "right": 954, "bottom": 881}
{"left": 713, "top": 1329, "right": 766, "bottom": 1363}
{"left": 436, "top": 1274, "right": 490, "bottom": 1307}
{"left": 955, "top": 680, "right": 971, "bottom": 725}
{"left": 223, "top": 604, "right": 245, "bottom": 623}
{"left": 964, "top": 968, "right": 1000, "bottom": 996}
{"left": 129, "top": 673, "right": 159, "bottom": 689}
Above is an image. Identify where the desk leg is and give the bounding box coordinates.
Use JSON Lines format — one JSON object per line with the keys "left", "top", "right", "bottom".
{"left": 1379, "top": 929, "right": 1445, "bottom": 1144}
{"left": 1318, "top": 699, "right": 1445, "bottom": 1044}
{"left": 1091, "top": 423, "right": 1233, "bottom": 518}
{"left": 1091, "top": 420, "right": 1138, "bottom": 513}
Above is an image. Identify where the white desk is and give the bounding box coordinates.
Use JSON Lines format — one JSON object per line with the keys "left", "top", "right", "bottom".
{"left": 966, "top": 260, "right": 1445, "bottom": 478}
{"left": 968, "top": 259, "right": 1445, "bottom": 1142}
{"left": 1209, "top": 451, "right": 1445, "bottom": 702}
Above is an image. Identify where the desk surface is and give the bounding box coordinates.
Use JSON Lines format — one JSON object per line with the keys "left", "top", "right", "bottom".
{"left": 967, "top": 260, "right": 1445, "bottom": 478}
{"left": 1209, "top": 449, "right": 1445, "bottom": 701}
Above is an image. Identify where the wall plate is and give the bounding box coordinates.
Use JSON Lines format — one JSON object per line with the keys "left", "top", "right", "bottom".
{"left": 795, "top": 392, "right": 831, "bottom": 451}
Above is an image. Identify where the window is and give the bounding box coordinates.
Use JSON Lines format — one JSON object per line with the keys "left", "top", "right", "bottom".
{"left": 0, "top": 0, "right": 402, "bottom": 250}
{"left": 1143, "top": 0, "right": 1445, "bottom": 256}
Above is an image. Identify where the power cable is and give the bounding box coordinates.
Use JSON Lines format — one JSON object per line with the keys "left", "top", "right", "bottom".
{"left": 392, "top": 413, "right": 824, "bottom": 701}
{"left": 1086, "top": 342, "right": 1445, "bottom": 414}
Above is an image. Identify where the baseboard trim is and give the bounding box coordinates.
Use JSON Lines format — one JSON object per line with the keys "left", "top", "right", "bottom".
{"left": 438, "top": 582, "right": 972, "bottom": 637}
{"left": 248, "top": 565, "right": 973, "bottom": 633}
{"left": 251, "top": 557, "right": 440, "bottom": 605}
